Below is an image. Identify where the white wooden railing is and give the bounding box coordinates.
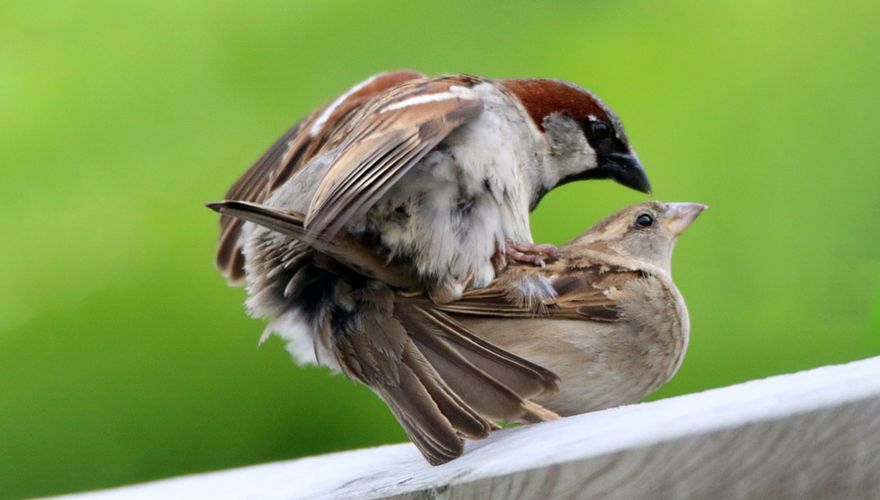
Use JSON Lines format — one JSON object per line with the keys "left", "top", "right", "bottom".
{"left": 60, "top": 356, "right": 880, "bottom": 499}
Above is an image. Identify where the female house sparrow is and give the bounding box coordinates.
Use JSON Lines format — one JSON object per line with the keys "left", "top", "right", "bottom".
{"left": 417, "top": 201, "right": 706, "bottom": 417}
{"left": 208, "top": 200, "right": 704, "bottom": 464}
{"left": 215, "top": 70, "right": 650, "bottom": 304}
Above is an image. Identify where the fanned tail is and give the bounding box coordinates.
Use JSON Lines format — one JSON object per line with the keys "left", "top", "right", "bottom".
{"left": 330, "top": 286, "right": 558, "bottom": 465}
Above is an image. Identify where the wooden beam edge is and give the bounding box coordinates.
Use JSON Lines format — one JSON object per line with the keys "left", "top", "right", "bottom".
{"left": 60, "top": 356, "right": 880, "bottom": 499}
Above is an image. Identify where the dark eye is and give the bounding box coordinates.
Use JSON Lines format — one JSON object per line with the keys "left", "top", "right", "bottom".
{"left": 635, "top": 213, "right": 654, "bottom": 228}
{"left": 588, "top": 120, "right": 612, "bottom": 139}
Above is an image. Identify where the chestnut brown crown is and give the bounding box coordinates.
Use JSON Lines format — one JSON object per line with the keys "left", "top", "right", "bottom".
{"left": 502, "top": 78, "right": 650, "bottom": 195}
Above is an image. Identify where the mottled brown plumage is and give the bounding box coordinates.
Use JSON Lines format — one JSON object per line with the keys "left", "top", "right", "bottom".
{"left": 217, "top": 70, "right": 426, "bottom": 283}
{"left": 210, "top": 76, "right": 654, "bottom": 461}
{"left": 209, "top": 200, "right": 704, "bottom": 463}
{"left": 214, "top": 71, "right": 650, "bottom": 302}
{"left": 414, "top": 201, "right": 706, "bottom": 416}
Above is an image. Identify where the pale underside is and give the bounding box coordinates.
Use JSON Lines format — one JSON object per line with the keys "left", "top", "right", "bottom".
{"left": 456, "top": 275, "right": 689, "bottom": 416}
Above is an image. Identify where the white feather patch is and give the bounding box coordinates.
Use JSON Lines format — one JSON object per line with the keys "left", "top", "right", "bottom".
{"left": 509, "top": 274, "right": 557, "bottom": 309}
{"left": 309, "top": 73, "right": 382, "bottom": 136}
{"left": 274, "top": 313, "right": 317, "bottom": 364}
{"left": 382, "top": 91, "right": 457, "bottom": 111}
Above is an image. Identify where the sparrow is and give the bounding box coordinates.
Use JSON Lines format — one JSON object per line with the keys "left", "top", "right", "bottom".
{"left": 416, "top": 201, "right": 706, "bottom": 417}
{"left": 214, "top": 70, "right": 651, "bottom": 305}
{"left": 208, "top": 200, "right": 704, "bottom": 464}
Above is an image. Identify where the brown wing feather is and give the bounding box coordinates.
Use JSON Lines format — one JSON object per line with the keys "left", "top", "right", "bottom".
{"left": 214, "top": 70, "right": 427, "bottom": 283}
{"left": 216, "top": 117, "right": 314, "bottom": 282}
{"left": 207, "top": 200, "right": 418, "bottom": 288}
{"left": 305, "top": 78, "right": 484, "bottom": 239}
{"left": 401, "top": 304, "right": 559, "bottom": 398}
{"left": 428, "top": 264, "right": 643, "bottom": 322}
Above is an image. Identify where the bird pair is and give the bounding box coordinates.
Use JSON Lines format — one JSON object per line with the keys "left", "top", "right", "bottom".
{"left": 209, "top": 71, "right": 705, "bottom": 465}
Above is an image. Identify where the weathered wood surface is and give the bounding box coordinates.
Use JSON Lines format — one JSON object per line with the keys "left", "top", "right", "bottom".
{"left": 62, "top": 356, "right": 880, "bottom": 500}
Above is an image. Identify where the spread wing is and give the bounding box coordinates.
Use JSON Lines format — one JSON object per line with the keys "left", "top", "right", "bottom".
{"left": 423, "top": 263, "right": 643, "bottom": 322}
{"left": 215, "top": 70, "right": 427, "bottom": 284}
{"left": 305, "top": 77, "right": 484, "bottom": 239}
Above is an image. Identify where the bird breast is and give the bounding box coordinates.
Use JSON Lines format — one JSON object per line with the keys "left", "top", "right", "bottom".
{"left": 458, "top": 275, "right": 689, "bottom": 417}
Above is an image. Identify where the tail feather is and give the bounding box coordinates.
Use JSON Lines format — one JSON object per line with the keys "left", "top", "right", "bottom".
{"left": 404, "top": 318, "right": 540, "bottom": 421}
{"left": 377, "top": 362, "right": 464, "bottom": 464}
{"left": 332, "top": 307, "right": 484, "bottom": 465}
{"left": 207, "top": 200, "right": 415, "bottom": 288}
{"left": 401, "top": 343, "right": 493, "bottom": 440}
{"left": 521, "top": 400, "right": 561, "bottom": 423}
{"left": 387, "top": 398, "right": 460, "bottom": 465}
{"left": 207, "top": 201, "right": 308, "bottom": 240}
{"left": 331, "top": 291, "right": 559, "bottom": 465}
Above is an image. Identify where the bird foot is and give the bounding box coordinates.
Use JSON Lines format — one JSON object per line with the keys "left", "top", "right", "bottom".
{"left": 494, "top": 239, "right": 559, "bottom": 271}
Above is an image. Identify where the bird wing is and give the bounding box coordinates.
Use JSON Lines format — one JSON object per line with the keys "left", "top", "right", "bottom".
{"left": 424, "top": 263, "right": 643, "bottom": 322}
{"left": 215, "top": 70, "right": 427, "bottom": 284}
{"left": 304, "top": 76, "right": 484, "bottom": 239}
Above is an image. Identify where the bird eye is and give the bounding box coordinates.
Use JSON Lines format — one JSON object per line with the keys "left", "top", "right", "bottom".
{"left": 589, "top": 120, "right": 612, "bottom": 139}
{"left": 635, "top": 213, "right": 654, "bottom": 228}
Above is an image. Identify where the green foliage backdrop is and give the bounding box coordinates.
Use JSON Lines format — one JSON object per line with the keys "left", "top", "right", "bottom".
{"left": 1, "top": 1, "right": 878, "bottom": 497}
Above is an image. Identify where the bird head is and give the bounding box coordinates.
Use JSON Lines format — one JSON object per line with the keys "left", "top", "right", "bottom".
{"left": 572, "top": 201, "right": 707, "bottom": 273}
{"left": 501, "top": 79, "right": 651, "bottom": 202}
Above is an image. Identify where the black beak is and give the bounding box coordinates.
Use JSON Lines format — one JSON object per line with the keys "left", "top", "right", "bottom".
{"left": 603, "top": 152, "right": 652, "bottom": 194}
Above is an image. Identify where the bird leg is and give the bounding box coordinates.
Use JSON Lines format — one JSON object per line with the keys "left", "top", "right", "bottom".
{"left": 495, "top": 239, "right": 560, "bottom": 271}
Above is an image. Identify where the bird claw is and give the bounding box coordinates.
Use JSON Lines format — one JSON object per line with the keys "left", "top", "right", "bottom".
{"left": 492, "top": 244, "right": 508, "bottom": 273}
{"left": 496, "top": 239, "right": 559, "bottom": 270}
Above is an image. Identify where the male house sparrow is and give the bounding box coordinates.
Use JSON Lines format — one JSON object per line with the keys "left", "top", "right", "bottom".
{"left": 215, "top": 70, "right": 650, "bottom": 304}
{"left": 209, "top": 200, "right": 704, "bottom": 464}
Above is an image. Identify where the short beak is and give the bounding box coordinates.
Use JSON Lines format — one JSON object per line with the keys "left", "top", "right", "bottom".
{"left": 605, "top": 152, "right": 652, "bottom": 194}
{"left": 664, "top": 202, "right": 708, "bottom": 237}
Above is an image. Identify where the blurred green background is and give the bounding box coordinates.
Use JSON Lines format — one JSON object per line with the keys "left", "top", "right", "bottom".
{"left": 1, "top": 0, "right": 879, "bottom": 497}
